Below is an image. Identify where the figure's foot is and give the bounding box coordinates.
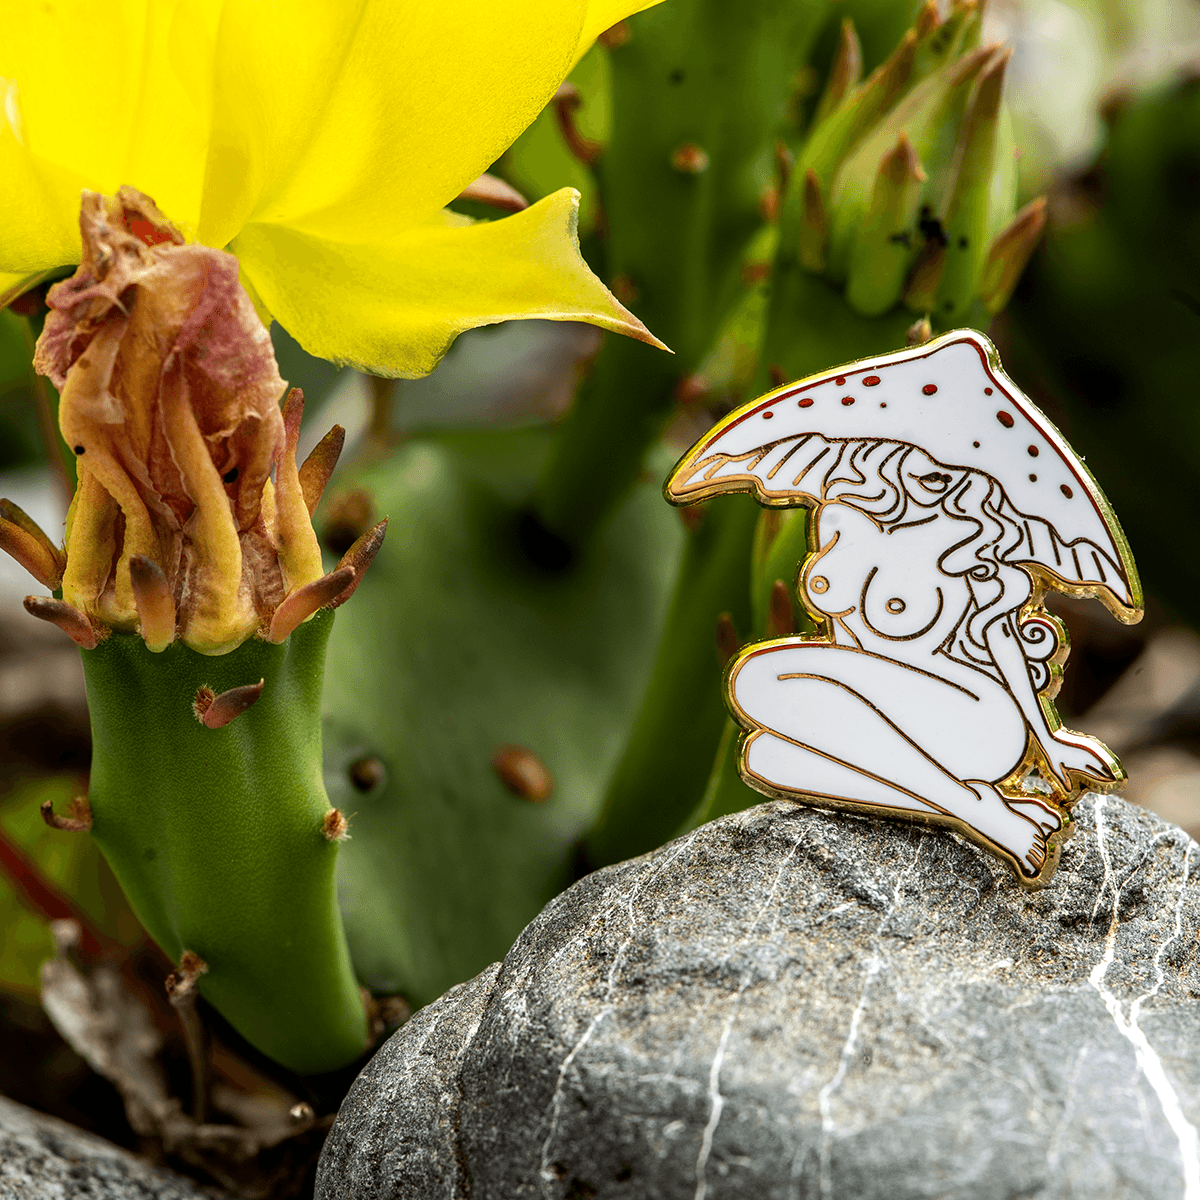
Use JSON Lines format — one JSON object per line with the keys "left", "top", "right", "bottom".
{"left": 1005, "top": 795, "right": 1062, "bottom": 836}
{"left": 1048, "top": 734, "right": 1120, "bottom": 791}
{"left": 964, "top": 782, "right": 1050, "bottom": 878}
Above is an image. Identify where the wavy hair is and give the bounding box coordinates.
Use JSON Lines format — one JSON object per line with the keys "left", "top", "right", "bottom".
{"left": 819, "top": 440, "right": 1055, "bottom": 680}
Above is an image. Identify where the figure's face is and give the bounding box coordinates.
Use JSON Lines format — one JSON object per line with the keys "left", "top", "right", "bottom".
{"left": 901, "top": 449, "right": 965, "bottom": 508}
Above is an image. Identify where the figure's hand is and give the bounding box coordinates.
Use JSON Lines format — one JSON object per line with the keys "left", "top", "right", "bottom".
{"left": 1047, "top": 733, "right": 1120, "bottom": 791}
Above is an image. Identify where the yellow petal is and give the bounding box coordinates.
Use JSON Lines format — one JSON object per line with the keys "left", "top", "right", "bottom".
{"left": 199, "top": 0, "right": 595, "bottom": 249}
{"left": 233, "top": 189, "right": 665, "bottom": 378}
{"left": 0, "top": 2, "right": 221, "bottom": 274}
{"left": 574, "top": 0, "right": 666, "bottom": 64}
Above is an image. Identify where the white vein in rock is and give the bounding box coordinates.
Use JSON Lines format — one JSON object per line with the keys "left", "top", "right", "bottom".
{"left": 694, "top": 1013, "right": 735, "bottom": 1200}
{"left": 538, "top": 1008, "right": 611, "bottom": 1195}
{"left": 537, "top": 833, "right": 699, "bottom": 1198}
{"left": 1087, "top": 797, "right": 1200, "bottom": 1199}
{"left": 817, "top": 952, "right": 880, "bottom": 1200}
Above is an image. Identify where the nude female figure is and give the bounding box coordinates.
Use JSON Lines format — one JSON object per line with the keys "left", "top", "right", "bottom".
{"left": 665, "top": 331, "right": 1140, "bottom": 885}
{"left": 726, "top": 437, "right": 1119, "bottom": 878}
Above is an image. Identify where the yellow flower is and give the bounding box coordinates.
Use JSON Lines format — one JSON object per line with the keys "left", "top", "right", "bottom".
{"left": 0, "top": 0, "right": 664, "bottom": 377}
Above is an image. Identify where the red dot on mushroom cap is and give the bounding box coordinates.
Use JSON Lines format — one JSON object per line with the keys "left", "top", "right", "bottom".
{"left": 799, "top": 398, "right": 813, "bottom": 408}
{"left": 1027, "top": 445, "right": 1039, "bottom": 457}
{"left": 922, "top": 384, "right": 938, "bottom": 395}
{"left": 763, "top": 411, "right": 774, "bottom": 419}
{"left": 997, "top": 412, "right": 1014, "bottom": 428}
{"left": 835, "top": 376, "right": 845, "bottom": 385}
{"left": 1061, "top": 484, "right": 1073, "bottom": 499}
{"left": 985, "top": 387, "right": 993, "bottom": 395}
{"left": 1029, "top": 474, "right": 1038, "bottom": 482}
{"left": 863, "top": 376, "right": 881, "bottom": 387}
{"left": 841, "top": 396, "right": 855, "bottom": 406}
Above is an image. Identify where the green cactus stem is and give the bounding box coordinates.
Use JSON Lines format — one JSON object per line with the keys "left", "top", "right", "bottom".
{"left": 10, "top": 188, "right": 376, "bottom": 1075}
{"left": 533, "top": 0, "right": 833, "bottom": 546}
{"left": 583, "top": 494, "right": 758, "bottom": 868}
{"left": 81, "top": 613, "right": 367, "bottom": 1074}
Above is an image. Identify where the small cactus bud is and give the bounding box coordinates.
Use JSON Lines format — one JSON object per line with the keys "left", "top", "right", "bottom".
{"left": 268, "top": 565, "right": 355, "bottom": 643}
{"left": 675, "top": 374, "right": 711, "bottom": 406}
{"left": 846, "top": 133, "right": 927, "bottom": 316}
{"left": 610, "top": 273, "right": 639, "bottom": 306}
{"left": 936, "top": 48, "right": 1012, "bottom": 316}
{"left": 906, "top": 315, "right": 934, "bottom": 345}
{"left": 165, "top": 950, "right": 209, "bottom": 1000}
{"left": 491, "top": 745, "right": 555, "bottom": 802}
{"left": 323, "top": 809, "right": 350, "bottom": 841}
{"left": 766, "top": 579, "right": 796, "bottom": 638}
{"left": 904, "top": 239, "right": 947, "bottom": 311}
{"left": 554, "top": 83, "right": 603, "bottom": 166}
{"left": 812, "top": 18, "right": 862, "bottom": 129}
{"left": 193, "top": 679, "right": 265, "bottom": 729}
{"left": 23, "top": 596, "right": 98, "bottom": 649}
{"left": 915, "top": 0, "right": 940, "bottom": 38}
{"left": 913, "top": 1, "right": 980, "bottom": 81}
{"left": 671, "top": 142, "right": 710, "bottom": 174}
{"left": 800, "top": 29, "right": 917, "bottom": 192}
{"left": 799, "top": 169, "right": 828, "bottom": 273}
{"left": 299, "top": 425, "right": 346, "bottom": 517}
{"left": 129, "top": 555, "right": 176, "bottom": 653}
{"left": 455, "top": 173, "right": 529, "bottom": 213}
{"left": 981, "top": 196, "right": 1048, "bottom": 314}
{"left": 40, "top": 795, "right": 92, "bottom": 833}
{"left": 598, "top": 20, "right": 630, "bottom": 48}
{"left": 716, "top": 612, "right": 740, "bottom": 667}
{"left": 349, "top": 757, "right": 386, "bottom": 792}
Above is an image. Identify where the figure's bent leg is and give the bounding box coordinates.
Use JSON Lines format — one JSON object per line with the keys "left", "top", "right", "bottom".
{"left": 731, "top": 646, "right": 1051, "bottom": 875}
{"left": 744, "top": 731, "right": 936, "bottom": 815}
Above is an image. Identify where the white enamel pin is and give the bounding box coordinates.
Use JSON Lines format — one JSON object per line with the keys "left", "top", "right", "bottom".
{"left": 666, "top": 329, "right": 1142, "bottom": 888}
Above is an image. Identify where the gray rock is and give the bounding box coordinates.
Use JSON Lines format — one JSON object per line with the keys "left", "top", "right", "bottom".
{"left": 0, "top": 1095, "right": 217, "bottom": 1199}
{"left": 318, "top": 796, "right": 1200, "bottom": 1200}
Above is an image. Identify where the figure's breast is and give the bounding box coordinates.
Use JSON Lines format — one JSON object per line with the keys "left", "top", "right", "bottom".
{"left": 804, "top": 503, "right": 969, "bottom": 642}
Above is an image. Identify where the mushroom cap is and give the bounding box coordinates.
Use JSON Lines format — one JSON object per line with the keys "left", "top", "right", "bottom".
{"left": 666, "top": 329, "right": 1141, "bottom": 623}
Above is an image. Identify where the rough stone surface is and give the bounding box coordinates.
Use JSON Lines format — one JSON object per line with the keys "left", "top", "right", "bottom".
{"left": 0, "top": 1095, "right": 217, "bottom": 1198}
{"left": 317, "top": 796, "right": 1200, "bottom": 1200}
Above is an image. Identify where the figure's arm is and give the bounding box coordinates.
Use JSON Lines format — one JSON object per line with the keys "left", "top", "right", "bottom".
{"left": 982, "top": 611, "right": 1118, "bottom": 790}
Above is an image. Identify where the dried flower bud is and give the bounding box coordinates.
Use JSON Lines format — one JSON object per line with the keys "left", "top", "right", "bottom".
{"left": 32, "top": 189, "right": 325, "bottom": 653}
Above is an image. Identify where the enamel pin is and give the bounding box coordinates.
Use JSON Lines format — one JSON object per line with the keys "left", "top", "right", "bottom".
{"left": 666, "top": 329, "right": 1142, "bottom": 888}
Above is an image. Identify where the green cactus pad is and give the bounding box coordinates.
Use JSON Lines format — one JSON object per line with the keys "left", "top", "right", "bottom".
{"left": 323, "top": 426, "right": 682, "bottom": 1004}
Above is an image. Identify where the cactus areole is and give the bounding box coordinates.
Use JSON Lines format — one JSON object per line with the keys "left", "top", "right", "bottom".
{"left": 8, "top": 190, "right": 381, "bottom": 1073}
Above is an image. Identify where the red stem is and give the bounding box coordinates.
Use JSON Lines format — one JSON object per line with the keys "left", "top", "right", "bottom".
{"left": 0, "top": 826, "right": 115, "bottom": 960}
